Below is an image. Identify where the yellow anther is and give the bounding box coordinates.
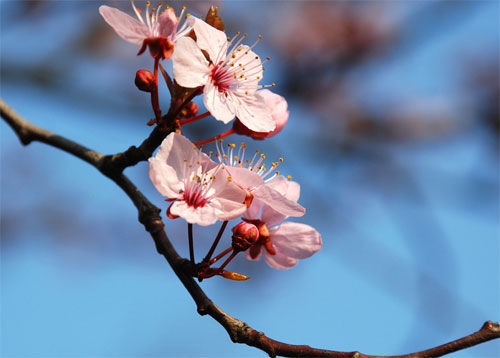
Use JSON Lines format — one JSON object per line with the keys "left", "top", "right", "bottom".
{"left": 182, "top": 5, "right": 186, "bottom": 9}
{"left": 183, "top": 158, "right": 188, "bottom": 162}
{"left": 244, "top": 33, "right": 248, "bottom": 37}
{"left": 219, "top": 139, "right": 223, "bottom": 142}
{"left": 192, "top": 145, "right": 197, "bottom": 149}
{"left": 241, "top": 142, "right": 246, "bottom": 148}
{"left": 266, "top": 57, "right": 270, "bottom": 61}
{"left": 262, "top": 66, "right": 265, "bottom": 70}
{"left": 223, "top": 154, "right": 227, "bottom": 158}
{"left": 246, "top": 160, "right": 250, "bottom": 164}
{"left": 230, "top": 62, "right": 235, "bottom": 66}
{"left": 237, "top": 47, "right": 242, "bottom": 51}
{"left": 227, "top": 176, "right": 232, "bottom": 182}
{"left": 234, "top": 156, "right": 238, "bottom": 160}
{"left": 238, "top": 63, "right": 242, "bottom": 66}
{"left": 227, "top": 37, "right": 230, "bottom": 41}
{"left": 146, "top": 1, "right": 150, "bottom": 6}
{"left": 232, "top": 53, "right": 236, "bottom": 58}
{"left": 255, "top": 56, "right": 259, "bottom": 59}
{"left": 279, "top": 157, "right": 284, "bottom": 162}
{"left": 272, "top": 83, "right": 276, "bottom": 86}
{"left": 258, "top": 35, "right": 262, "bottom": 39}
{"left": 186, "top": 13, "right": 191, "bottom": 17}
{"left": 245, "top": 91, "right": 248, "bottom": 95}
{"left": 257, "top": 76, "right": 260, "bottom": 79}
{"left": 287, "top": 175, "right": 292, "bottom": 180}
{"left": 196, "top": 161, "right": 200, "bottom": 164}
{"left": 256, "top": 150, "right": 259, "bottom": 153}
{"left": 261, "top": 154, "right": 266, "bottom": 159}
{"left": 152, "top": 8, "right": 156, "bottom": 12}
{"left": 237, "top": 31, "right": 241, "bottom": 35}
{"left": 240, "top": 74, "right": 244, "bottom": 78}
{"left": 276, "top": 171, "right": 279, "bottom": 175}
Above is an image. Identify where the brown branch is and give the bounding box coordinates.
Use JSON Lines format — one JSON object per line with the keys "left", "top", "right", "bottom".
{"left": 2, "top": 97, "right": 499, "bottom": 357}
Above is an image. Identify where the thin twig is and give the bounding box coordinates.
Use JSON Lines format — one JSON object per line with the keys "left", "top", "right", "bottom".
{"left": 204, "top": 220, "right": 229, "bottom": 262}
{"left": 2, "top": 98, "right": 499, "bottom": 358}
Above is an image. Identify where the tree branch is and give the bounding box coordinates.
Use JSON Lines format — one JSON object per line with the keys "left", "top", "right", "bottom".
{"left": 2, "top": 98, "right": 499, "bottom": 357}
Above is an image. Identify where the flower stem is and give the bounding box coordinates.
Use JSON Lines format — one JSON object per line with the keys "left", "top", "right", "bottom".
{"left": 178, "top": 111, "right": 211, "bottom": 126}
{"left": 150, "top": 57, "right": 162, "bottom": 123}
{"left": 204, "top": 221, "right": 228, "bottom": 263}
{"left": 194, "top": 128, "right": 235, "bottom": 146}
{"left": 188, "top": 223, "right": 195, "bottom": 270}
{"left": 210, "top": 246, "right": 232, "bottom": 265}
{"left": 218, "top": 250, "right": 238, "bottom": 272}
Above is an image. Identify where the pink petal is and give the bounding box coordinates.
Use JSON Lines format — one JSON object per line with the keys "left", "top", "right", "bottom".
{"left": 204, "top": 83, "right": 236, "bottom": 123}
{"left": 233, "top": 46, "right": 263, "bottom": 86}
{"left": 269, "top": 222, "right": 322, "bottom": 259}
{"left": 148, "top": 156, "right": 182, "bottom": 198}
{"left": 265, "top": 175, "right": 300, "bottom": 202}
{"left": 150, "top": 133, "right": 215, "bottom": 199}
{"left": 156, "top": 7, "right": 178, "bottom": 40}
{"left": 208, "top": 166, "right": 247, "bottom": 221}
{"left": 99, "top": 5, "right": 149, "bottom": 45}
{"left": 234, "top": 93, "right": 275, "bottom": 132}
{"left": 244, "top": 199, "right": 263, "bottom": 220}
{"left": 172, "top": 37, "right": 209, "bottom": 88}
{"left": 226, "top": 166, "right": 264, "bottom": 191}
{"left": 169, "top": 200, "right": 218, "bottom": 226}
{"left": 253, "top": 184, "right": 305, "bottom": 218}
{"left": 192, "top": 17, "right": 228, "bottom": 62}
{"left": 263, "top": 249, "right": 297, "bottom": 269}
{"left": 257, "top": 90, "right": 289, "bottom": 137}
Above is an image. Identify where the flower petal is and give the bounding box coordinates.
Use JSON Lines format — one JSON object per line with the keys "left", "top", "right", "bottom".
{"left": 253, "top": 183, "right": 305, "bottom": 218}
{"left": 209, "top": 167, "right": 247, "bottom": 220}
{"left": 233, "top": 45, "right": 263, "bottom": 87}
{"left": 169, "top": 200, "right": 218, "bottom": 226}
{"left": 172, "top": 37, "right": 209, "bottom": 88}
{"left": 204, "top": 82, "right": 237, "bottom": 123}
{"left": 263, "top": 249, "right": 297, "bottom": 269}
{"left": 150, "top": 133, "right": 215, "bottom": 198}
{"left": 192, "top": 17, "right": 228, "bottom": 62}
{"left": 244, "top": 246, "right": 262, "bottom": 261}
{"left": 258, "top": 90, "right": 289, "bottom": 137}
{"left": 270, "top": 222, "right": 322, "bottom": 259}
{"left": 157, "top": 7, "right": 178, "bottom": 40}
{"left": 226, "top": 166, "right": 264, "bottom": 190}
{"left": 99, "top": 5, "right": 149, "bottom": 45}
{"left": 148, "top": 156, "right": 182, "bottom": 198}
{"left": 234, "top": 93, "right": 275, "bottom": 132}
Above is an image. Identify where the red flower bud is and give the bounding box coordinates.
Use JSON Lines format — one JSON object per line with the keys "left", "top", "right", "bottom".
{"left": 231, "top": 222, "right": 260, "bottom": 252}
{"left": 135, "top": 69, "right": 155, "bottom": 92}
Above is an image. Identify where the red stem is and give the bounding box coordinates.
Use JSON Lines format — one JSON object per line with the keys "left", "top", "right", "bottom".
{"left": 218, "top": 251, "right": 238, "bottom": 272}
{"left": 209, "top": 247, "right": 232, "bottom": 265}
{"left": 150, "top": 58, "right": 162, "bottom": 122}
{"left": 194, "top": 128, "right": 235, "bottom": 146}
{"left": 178, "top": 112, "right": 211, "bottom": 126}
{"left": 204, "top": 221, "right": 228, "bottom": 263}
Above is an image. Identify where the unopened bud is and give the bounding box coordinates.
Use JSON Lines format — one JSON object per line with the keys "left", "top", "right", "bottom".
{"left": 135, "top": 69, "right": 155, "bottom": 92}
{"left": 231, "top": 222, "right": 259, "bottom": 252}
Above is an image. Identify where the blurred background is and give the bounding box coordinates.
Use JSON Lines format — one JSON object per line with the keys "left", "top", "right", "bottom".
{"left": 1, "top": 0, "right": 499, "bottom": 357}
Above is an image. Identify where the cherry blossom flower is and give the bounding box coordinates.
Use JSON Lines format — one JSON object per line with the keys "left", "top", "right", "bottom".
{"left": 99, "top": 2, "right": 193, "bottom": 60}
{"left": 215, "top": 141, "right": 305, "bottom": 218}
{"left": 232, "top": 89, "right": 289, "bottom": 140}
{"left": 172, "top": 17, "right": 275, "bottom": 132}
{"left": 242, "top": 179, "right": 322, "bottom": 269}
{"left": 149, "top": 133, "right": 248, "bottom": 226}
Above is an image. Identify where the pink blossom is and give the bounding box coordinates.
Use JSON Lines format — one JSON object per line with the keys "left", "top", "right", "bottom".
{"left": 215, "top": 141, "right": 305, "bottom": 219}
{"left": 172, "top": 18, "right": 275, "bottom": 132}
{"left": 242, "top": 180, "right": 322, "bottom": 269}
{"left": 99, "top": 2, "right": 193, "bottom": 60}
{"left": 232, "top": 89, "right": 289, "bottom": 139}
{"left": 149, "top": 133, "right": 247, "bottom": 226}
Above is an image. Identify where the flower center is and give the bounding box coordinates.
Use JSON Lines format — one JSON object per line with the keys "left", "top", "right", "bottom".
{"left": 210, "top": 64, "right": 238, "bottom": 94}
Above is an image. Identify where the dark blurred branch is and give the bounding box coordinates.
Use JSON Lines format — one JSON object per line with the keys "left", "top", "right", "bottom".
{"left": 2, "top": 98, "right": 499, "bottom": 357}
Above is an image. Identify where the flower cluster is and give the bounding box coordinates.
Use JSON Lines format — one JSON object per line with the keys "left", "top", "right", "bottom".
{"left": 100, "top": 2, "right": 321, "bottom": 279}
